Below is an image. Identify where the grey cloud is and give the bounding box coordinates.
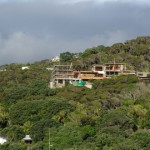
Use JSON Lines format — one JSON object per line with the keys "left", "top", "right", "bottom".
{"left": 0, "top": 30, "right": 129, "bottom": 64}
{"left": 0, "top": 0, "right": 150, "bottom": 64}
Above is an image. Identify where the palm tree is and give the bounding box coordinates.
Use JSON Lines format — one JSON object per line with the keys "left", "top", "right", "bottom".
{"left": 0, "top": 105, "right": 9, "bottom": 128}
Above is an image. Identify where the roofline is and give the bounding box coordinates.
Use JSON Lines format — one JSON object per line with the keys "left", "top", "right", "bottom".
{"left": 53, "top": 65, "right": 72, "bottom": 67}
{"left": 104, "top": 63, "right": 126, "bottom": 65}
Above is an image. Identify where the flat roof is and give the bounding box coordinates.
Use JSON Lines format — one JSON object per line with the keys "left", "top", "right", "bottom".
{"left": 92, "top": 64, "right": 103, "bottom": 66}
{"left": 105, "top": 63, "right": 126, "bottom": 65}
{"left": 53, "top": 65, "right": 72, "bottom": 67}
{"left": 80, "top": 71, "right": 97, "bottom": 73}
{"left": 80, "top": 77, "right": 105, "bottom": 79}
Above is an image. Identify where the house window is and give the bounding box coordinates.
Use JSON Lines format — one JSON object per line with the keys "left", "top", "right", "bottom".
{"left": 58, "top": 80, "right": 63, "bottom": 84}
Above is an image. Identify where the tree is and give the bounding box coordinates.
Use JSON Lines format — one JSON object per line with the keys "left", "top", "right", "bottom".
{"left": 130, "top": 130, "right": 150, "bottom": 149}
{"left": 47, "top": 125, "right": 83, "bottom": 150}
{"left": 60, "top": 51, "right": 74, "bottom": 62}
{"left": 0, "top": 104, "right": 9, "bottom": 128}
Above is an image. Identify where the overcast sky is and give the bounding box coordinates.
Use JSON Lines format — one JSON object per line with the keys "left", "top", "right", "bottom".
{"left": 0, "top": 0, "right": 150, "bottom": 64}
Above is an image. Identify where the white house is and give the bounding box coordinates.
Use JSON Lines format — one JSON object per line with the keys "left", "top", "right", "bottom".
{"left": 46, "top": 67, "right": 54, "bottom": 71}
{"left": 0, "top": 137, "right": 7, "bottom": 145}
{"left": 51, "top": 56, "right": 60, "bottom": 62}
{"left": 22, "top": 66, "right": 29, "bottom": 70}
{"left": 0, "top": 66, "right": 6, "bottom": 71}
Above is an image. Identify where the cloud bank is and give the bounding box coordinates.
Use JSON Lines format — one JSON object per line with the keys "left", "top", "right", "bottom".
{"left": 0, "top": 0, "right": 150, "bottom": 64}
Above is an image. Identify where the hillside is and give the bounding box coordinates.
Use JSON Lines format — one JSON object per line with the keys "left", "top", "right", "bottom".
{"left": 64, "top": 36, "right": 150, "bottom": 71}
{"left": 0, "top": 36, "right": 150, "bottom": 150}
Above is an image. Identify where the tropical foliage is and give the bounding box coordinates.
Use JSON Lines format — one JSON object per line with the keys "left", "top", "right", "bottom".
{"left": 0, "top": 36, "right": 150, "bottom": 149}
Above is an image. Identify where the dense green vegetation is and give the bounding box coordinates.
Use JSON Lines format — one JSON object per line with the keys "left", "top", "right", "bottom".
{"left": 70, "top": 36, "right": 150, "bottom": 71}
{"left": 0, "top": 36, "right": 150, "bottom": 150}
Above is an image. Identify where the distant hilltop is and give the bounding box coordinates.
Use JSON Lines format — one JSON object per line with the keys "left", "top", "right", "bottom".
{"left": 0, "top": 36, "right": 150, "bottom": 74}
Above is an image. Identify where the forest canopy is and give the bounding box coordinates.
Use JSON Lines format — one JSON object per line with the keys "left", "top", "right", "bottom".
{"left": 0, "top": 36, "right": 150, "bottom": 150}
